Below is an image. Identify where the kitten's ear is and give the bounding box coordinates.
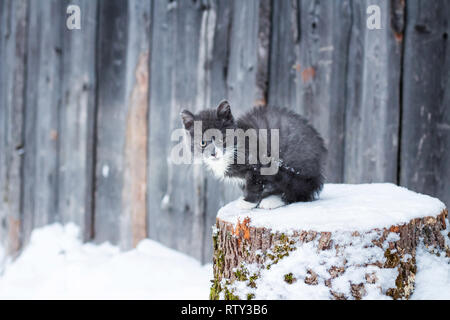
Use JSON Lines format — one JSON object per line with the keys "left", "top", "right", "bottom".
{"left": 180, "top": 110, "right": 194, "bottom": 130}
{"left": 216, "top": 100, "right": 233, "bottom": 122}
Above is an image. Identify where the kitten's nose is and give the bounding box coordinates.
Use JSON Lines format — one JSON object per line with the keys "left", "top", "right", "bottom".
{"left": 211, "top": 149, "right": 216, "bottom": 157}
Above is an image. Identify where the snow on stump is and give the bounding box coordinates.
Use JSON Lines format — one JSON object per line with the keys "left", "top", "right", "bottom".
{"left": 210, "top": 184, "right": 449, "bottom": 300}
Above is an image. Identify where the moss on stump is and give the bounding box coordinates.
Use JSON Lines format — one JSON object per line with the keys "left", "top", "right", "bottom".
{"left": 211, "top": 208, "right": 449, "bottom": 300}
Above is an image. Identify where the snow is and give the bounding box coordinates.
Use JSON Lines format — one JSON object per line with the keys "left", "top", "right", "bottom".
{"left": 0, "top": 223, "right": 212, "bottom": 299}
{"left": 218, "top": 183, "right": 446, "bottom": 233}
{"left": 412, "top": 245, "right": 450, "bottom": 300}
{"left": 102, "top": 164, "right": 110, "bottom": 178}
{"left": 0, "top": 243, "right": 5, "bottom": 273}
{"left": 0, "top": 185, "right": 448, "bottom": 300}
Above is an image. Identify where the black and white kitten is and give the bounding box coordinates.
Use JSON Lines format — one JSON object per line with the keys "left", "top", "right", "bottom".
{"left": 180, "top": 101, "right": 327, "bottom": 210}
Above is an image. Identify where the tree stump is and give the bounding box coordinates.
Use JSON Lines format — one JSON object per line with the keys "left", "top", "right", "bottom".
{"left": 210, "top": 184, "right": 449, "bottom": 300}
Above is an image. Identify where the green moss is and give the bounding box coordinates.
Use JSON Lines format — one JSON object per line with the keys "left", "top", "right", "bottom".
{"left": 234, "top": 264, "right": 260, "bottom": 289}
{"left": 210, "top": 279, "right": 240, "bottom": 300}
{"left": 243, "top": 247, "right": 249, "bottom": 257}
{"left": 284, "top": 273, "right": 296, "bottom": 284}
{"left": 247, "top": 293, "right": 255, "bottom": 300}
{"left": 279, "top": 233, "right": 295, "bottom": 245}
{"left": 262, "top": 234, "right": 298, "bottom": 271}
{"left": 210, "top": 229, "right": 226, "bottom": 300}
{"left": 248, "top": 273, "right": 259, "bottom": 288}
{"left": 210, "top": 279, "right": 222, "bottom": 300}
{"left": 384, "top": 249, "right": 400, "bottom": 268}
{"left": 386, "top": 288, "right": 399, "bottom": 300}
{"left": 212, "top": 232, "right": 218, "bottom": 250}
{"left": 409, "top": 262, "right": 417, "bottom": 274}
{"left": 211, "top": 232, "right": 297, "bottom": 300}
{"left": 210, "top": 279, "right": 241, "bottom": 300}
{"left": 213, "top": 260, "right": 261, "bottom": 300}
{"left": 223, "top": 285, "right": 240, "bottom": 300}
{"left": 215, "top": 249, "right": 224, "bottom": 273}
{"left": 234, "top": 265, "right": 248, "bottom": 282}
{"left": 268, "top": 244, "right": 293, "bottom": 264}
{"left": 387, "top": 256, "right": 417, "bottom": 300}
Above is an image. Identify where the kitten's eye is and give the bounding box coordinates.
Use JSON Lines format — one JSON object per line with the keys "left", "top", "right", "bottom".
{"left": 200, "top": 140, "right": 207, "bottom": 147}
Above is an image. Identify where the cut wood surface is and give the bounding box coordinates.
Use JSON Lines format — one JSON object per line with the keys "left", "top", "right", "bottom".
{"left": 211, "top": 184, "right": 449, "bottom": 300}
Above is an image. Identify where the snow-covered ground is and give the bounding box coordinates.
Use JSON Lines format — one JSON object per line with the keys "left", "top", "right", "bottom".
{"left": 413, "top": 247, "right": 450, "bottom": 299}
{"left": 0, "top": 223, "right": 212, "bottom": 299}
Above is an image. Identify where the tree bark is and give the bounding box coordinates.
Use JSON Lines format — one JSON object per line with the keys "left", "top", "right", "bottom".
{"left": 211, "top": 208, "right": 449, "bottom": 300}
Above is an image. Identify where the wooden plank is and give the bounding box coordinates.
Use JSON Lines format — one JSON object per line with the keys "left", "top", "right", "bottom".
{"left": 121, "top": 0, "right": 151, "bottom": 249}
{"left": 255, "top": 0, "right": 271, "bottom": 106}
{"left": 268, "top": 0, "right": 352, "bottom": 183}
{"left": 205, "top": 0, "right": 234, "bottom": 249}
{"left": 94, "top": 0, "right": 124, "bottom": 244}
{"left": 147, "top": 0, "right": 176, "bottom": 254}
{"left": 22, "top": 0, "right": 63, "bottom": 243}
{"left": 226, "top": 0, "right": 261, "bottom": 111}
{"left": 170, "top": 0, "right": 204, "bottom": 260}
{"left": 193, "top": 0, "right": 218, "bottom": 262}
{"left": 400, "top": 0, "right": 450, "bottom": 207}
{"left": 58, "top": 0, "right": 98, "bottom": 241}
{"left": 344, "top": 0, "right": 403, "bottom": 183}
{"left": 0, "top": 0, "right": 28, "bottom": 258}
{"left": 202, "top": 0, "right": 235, "bottom": 263}
{"left": 297, "top": 0, "right": 352, "bottom": 183}
{"left": 21, "top": 0, "right": 39, "bottom": 243}
{"left": 267, "top": 0, "right": 298, "bottom": 109}
{"left": 95, "top": 0, "right": 151, "bottom": 248}
{"left": 94, "top": 0, "right": 129, "bottom": 244}
{"left": 0, "top": 0, "right": 8, "bottom": 261}
{"left": 147, "top": 0, "right": 204, "bottom": 260}
{"left": 441, "top": 25, "right": 450, "bottom": 209}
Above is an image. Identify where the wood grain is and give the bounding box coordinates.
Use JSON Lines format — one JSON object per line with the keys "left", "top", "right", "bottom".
{"left": 0, "top": 0, "right": 28, "bottom": 256}
{"left": 400, "top": 0, "right": 450, "bottom": 210}
{"left": 58, "top": 0, "right": 98, "bottom": 241}
{"left": 22, "top": 0, "right": 64, "bottom": 243}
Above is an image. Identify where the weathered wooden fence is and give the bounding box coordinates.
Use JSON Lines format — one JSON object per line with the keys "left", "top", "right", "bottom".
{"left": 0, "top": 0, "right": 449, "bottom": 264}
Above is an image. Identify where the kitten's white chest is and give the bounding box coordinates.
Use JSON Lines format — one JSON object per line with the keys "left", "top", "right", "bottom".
{"left": 204, "top": 156, "right": 229, "bottom": 179}
{"left": 203, "top": 149, "right": 244, "bottom": 185}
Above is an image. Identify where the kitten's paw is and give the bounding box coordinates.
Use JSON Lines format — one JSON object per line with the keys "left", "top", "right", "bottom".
{"left": 237, "top": 199, "right": 258, "bottom": 210}
{"left": 258, "top": 195, "right": 285, "bottom": 210}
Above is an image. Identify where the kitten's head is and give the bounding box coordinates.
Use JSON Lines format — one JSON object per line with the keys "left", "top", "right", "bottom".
{"left": 180, "top": 101, "right": 235, "bottom": 175}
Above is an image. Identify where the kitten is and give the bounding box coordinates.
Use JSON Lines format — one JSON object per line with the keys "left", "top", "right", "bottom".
{"left": 180, "top": 100, "right": 327, "bottom": 209}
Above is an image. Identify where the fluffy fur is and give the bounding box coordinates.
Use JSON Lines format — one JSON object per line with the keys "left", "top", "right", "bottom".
{"left": 181, "top": 101, "right": 327, "bottom": 208}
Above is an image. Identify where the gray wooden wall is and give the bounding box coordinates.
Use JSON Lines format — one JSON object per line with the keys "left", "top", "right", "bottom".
{"left": 0, "top": 0, "right": 449, "bottom": 264}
